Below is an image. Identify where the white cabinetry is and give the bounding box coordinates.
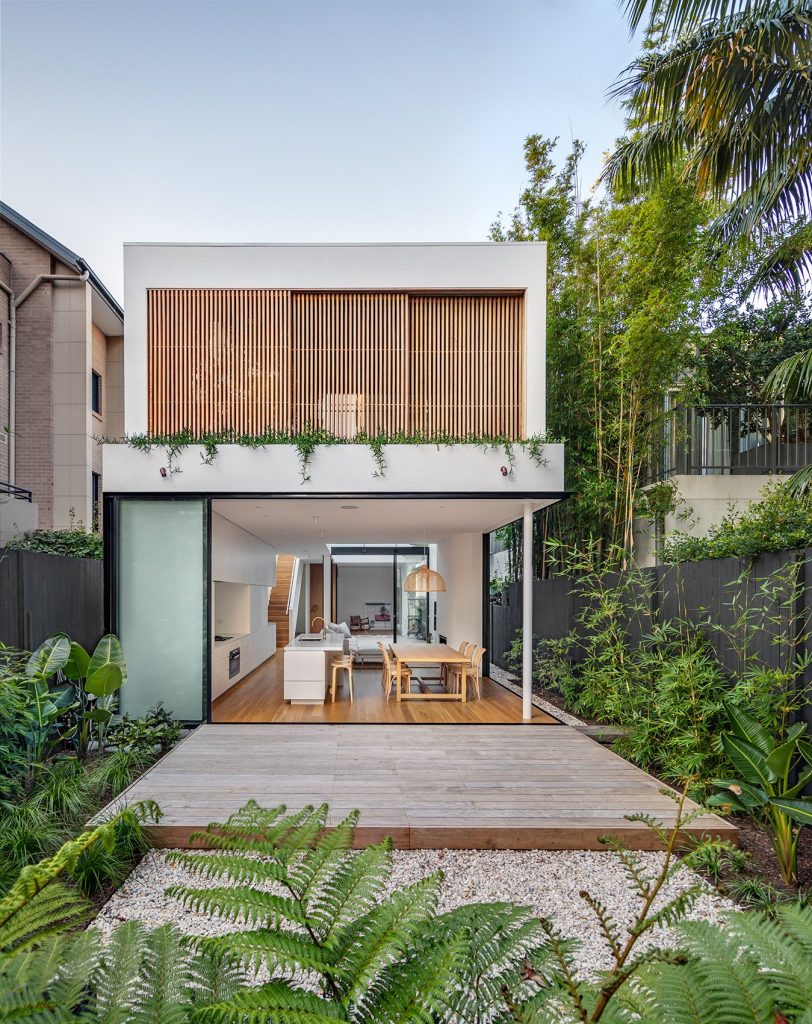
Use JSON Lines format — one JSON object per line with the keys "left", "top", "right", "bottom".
{"left": 212, "top": 513, "right": 277, "bottom": 586}
{"left": 211, "top": 622, "right": 277, "bottom": 702}
{"left": 283, "top": 648, "right": 328, "bottom": 704}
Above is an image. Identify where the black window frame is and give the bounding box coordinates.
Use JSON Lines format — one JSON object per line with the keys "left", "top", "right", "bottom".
{"left": 91, "top": 370, "right": 102, "bottom": 415}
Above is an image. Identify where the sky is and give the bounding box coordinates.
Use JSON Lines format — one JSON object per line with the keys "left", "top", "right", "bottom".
{"left": 1, "top": 0, "right": 640, "bottom": 302}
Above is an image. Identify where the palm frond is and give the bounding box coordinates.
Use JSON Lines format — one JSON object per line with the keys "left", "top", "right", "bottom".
{"left": 764, "top": 344, "right": 812, "bottom": 400}
{"left": 743, "top": 222, "right": 812, "bottom": 295}
{"left": 605, "top": 0, "right": 812, "bottom": 285}
{"left": 622, "top": 0, "right": 780, "bottom": 35}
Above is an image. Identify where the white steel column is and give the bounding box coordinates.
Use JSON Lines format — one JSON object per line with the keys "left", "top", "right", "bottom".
{"left": 522, "top": 502, "right": 533, "bottom": 720}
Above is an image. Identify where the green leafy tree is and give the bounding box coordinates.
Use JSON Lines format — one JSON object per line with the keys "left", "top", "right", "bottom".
{"left": 493, "top": 136, "right": 708, "bottom": 561}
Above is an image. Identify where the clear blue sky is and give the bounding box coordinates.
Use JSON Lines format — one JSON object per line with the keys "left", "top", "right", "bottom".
{"left": 1, "top": 0, "right": 639, "bottom": 301}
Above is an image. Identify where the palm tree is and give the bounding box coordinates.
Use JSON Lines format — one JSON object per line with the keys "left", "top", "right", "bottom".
{"left": 604, "top": 0, "right": 812, "bottom": 295}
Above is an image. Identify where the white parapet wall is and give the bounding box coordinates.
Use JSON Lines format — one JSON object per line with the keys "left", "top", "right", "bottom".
{"left": 103, "top": 442, "right": 566, "bottom": 498}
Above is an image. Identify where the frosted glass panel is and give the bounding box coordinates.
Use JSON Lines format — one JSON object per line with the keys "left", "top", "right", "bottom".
{"left": 118, "top": 500, "right": 205, "bottom": 720}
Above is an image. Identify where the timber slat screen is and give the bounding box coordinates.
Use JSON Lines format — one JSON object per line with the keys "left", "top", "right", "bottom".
{"left": 147, "top": 289, "right": 525, "bottom": 437}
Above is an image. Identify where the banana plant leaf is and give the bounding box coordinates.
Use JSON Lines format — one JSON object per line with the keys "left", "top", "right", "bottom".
{"left": 63, "top": 642, "right": 91, "bottom": 681}
{"left": 721, "top": 733, "right": 777, "bottom": 788}
{"left": 85, "top": 663, "right": 123, "bottom": 699}
{"left": 770, "top": 798, "right": 812, "bottom": 827}
{"left": 26, "top": 633, "right": 71, "bottom": 679}
{"left": 723, "top": 700, "right": 774, "bottom": 755}
{"left": 88, "top": 635, "right": 127, "bottom": 686}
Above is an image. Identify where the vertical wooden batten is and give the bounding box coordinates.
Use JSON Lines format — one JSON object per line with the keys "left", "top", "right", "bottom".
{"left": 147, "top": 289, "right": 525, "bottom": 438}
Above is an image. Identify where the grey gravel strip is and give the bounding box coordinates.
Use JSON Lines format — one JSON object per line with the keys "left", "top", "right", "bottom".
{"left": 489, "top": 666, "right": 585, "bottom": 727}
{"left": 94, "top": 848, "right": 734, "bottom": 978}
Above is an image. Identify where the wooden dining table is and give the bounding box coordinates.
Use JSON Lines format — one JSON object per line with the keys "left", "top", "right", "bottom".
{"left": 391, "top": 643, "right": 472, "bottom": 702}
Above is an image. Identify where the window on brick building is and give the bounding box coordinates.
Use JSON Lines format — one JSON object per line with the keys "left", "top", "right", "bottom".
{"left": 91, "top": 370, "right": 102, "bottom": 415}
{"left": 92, "top": 472, "right": 101, "bottom": 529}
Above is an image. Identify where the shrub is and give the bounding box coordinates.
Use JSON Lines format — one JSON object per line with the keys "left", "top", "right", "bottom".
{"left": 511, "top": 547, "right": 811, "bottom": 797}
{"left": 664, "top": 482, "right": 812, "bottom": 563}
{"left": 4, "top": 526, "right": 103, "bottom": 559}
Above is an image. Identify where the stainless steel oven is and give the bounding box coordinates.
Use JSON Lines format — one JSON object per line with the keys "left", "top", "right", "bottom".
{"left": 228, "top": 648, "right": 240, "bottom": 679}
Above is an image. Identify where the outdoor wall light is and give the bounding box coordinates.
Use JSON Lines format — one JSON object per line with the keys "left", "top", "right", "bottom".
{"left": 500, "top": 465, "right": 509, "bottom": 476}
{"left": 159, "top": 467, "right": 168, "bottom": 478}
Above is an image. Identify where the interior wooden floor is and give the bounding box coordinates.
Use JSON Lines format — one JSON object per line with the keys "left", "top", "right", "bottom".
{"left": 105, "top": 724, "right": 737, "bottom": 850}
{"left": 212, "top": 651, "right": 558, "bottom": 724}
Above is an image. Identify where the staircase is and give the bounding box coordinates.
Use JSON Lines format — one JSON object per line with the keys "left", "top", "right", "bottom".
{"left": 268, "top": 554, "right": 296, "bottom": 649}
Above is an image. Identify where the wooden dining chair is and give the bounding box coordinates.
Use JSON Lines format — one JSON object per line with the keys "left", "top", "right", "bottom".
{"left": 449, "top": 645, "right": 486, "bottom": 699}
{"left": 380, "top": 644, "right": 410, "bottom": 699}
{"left": 444, "top": 641, "right": 472, "bottom": 689}
{"left": 330, "top": 650, "right": 356, "bottom": 703}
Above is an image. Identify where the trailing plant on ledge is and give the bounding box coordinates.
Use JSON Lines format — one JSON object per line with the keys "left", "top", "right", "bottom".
{"left": 102, "top": 428, "right": 557, "bottom": 483}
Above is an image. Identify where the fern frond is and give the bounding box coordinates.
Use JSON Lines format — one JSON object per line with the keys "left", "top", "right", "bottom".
{"left": 92, "top": 919, "right": 149, "bottom": 1023}
{"left": 286, "top": 810, "right": 364, "bottom": 902}
{"left": 128, "top": 925, "right": 194, "bottom": 1024}
{"left": 166, "top": 886, "right": 308, "bottom": 929}
{"left": 0, "top": 930, "right": 100, "bottom": 1022}
{"left": 330, "top": 874, "right": 443, "bottom": 1002}
{"left": 0, "top": 884, "right": 89, "bottom": 953}
{"left": 430, "top": 903, "right": 549, "bottom": 1020}
{"left": 632, "top": 886, "right": 703, "bottom": 936}
{"left": 306, "top": 843, "right": 393, "bottom": 940}
{"left": 579, "top": 892, "right": 623, "bottom": 959}
{"left": 356, "top": 935, "right": 466, "bottom": 1024}
{"left": 187, "top": 942, "right": 244, "bottom": 1007}
{"left": 202, "top": 928, "right": 335, "bottom": 979}
{"left": 604, "top": 845, "right": 655, "bottom": 900}
{"left": 186, "top": 804, "right": 327, "bottom": 859}
{"left": 191, "top": 979, "right": 348, "bottom": 1023}
{"left": 165, "top": 851, "right": 286, "bottom": 886}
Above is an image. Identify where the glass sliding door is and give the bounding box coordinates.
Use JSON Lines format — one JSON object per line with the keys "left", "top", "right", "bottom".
{"left": 394, "top": 547, "right": 429, "bottom": 640}
{"left": 116, "top": 498, "right": 206, "bottom": 721}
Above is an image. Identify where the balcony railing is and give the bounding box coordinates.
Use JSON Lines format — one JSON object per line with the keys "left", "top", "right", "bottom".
{"left": 646, "top": 403, "right": 812, "bottom": 482}
{"left": 0, "top": 481, "right": 33, "bottom": 502}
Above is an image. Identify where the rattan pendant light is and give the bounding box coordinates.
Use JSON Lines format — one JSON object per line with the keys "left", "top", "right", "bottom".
{"left": 404, "top": 564, "right": 446, "bottom": 593}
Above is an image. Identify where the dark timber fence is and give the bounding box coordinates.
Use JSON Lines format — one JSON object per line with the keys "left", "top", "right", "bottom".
{"left": 0, "top": 548, "right": 103, "bottom": 652}
{"left": 489, "top": 548, "right": 812, "bottom": 730}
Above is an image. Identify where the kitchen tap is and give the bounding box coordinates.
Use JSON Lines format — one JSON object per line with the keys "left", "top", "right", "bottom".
{"left": 311, "top": 616, "right": 326, "bottom": 635}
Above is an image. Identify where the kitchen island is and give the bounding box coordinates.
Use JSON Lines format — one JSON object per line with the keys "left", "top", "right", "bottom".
{"left": 283, "top": 634, "right": 347, "bottom": 704}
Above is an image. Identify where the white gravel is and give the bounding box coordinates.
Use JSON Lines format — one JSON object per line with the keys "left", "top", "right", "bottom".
{"left": 489, "top": 666, "right": 585, "bottom": 727}
{"left": 93, "top": 847, "right": 734, "bottom": 978}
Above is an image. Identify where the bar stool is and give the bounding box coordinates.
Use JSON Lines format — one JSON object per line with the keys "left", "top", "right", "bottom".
{"left": 330, "top": 651, "right": 356, "bottom": 703}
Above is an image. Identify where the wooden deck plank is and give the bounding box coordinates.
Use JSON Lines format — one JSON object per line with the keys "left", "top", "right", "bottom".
{"left": 102, "top": 724, "right": 736, "bottom": 850}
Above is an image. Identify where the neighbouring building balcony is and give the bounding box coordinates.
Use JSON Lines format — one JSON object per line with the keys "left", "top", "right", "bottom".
{"left": 0, "top": 481, "right": 33, "bottom": 502}
{"left": 647, "top": 403, "right": 812, "bottom": 482}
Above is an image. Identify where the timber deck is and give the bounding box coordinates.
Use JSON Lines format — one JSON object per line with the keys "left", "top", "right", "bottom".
{"left": 104, "top": 724, "right": 737, "bottom": 850}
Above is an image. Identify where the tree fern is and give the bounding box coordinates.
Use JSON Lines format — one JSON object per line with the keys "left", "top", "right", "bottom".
{"left": 165, "top": 802, "right": 551, "bottom": 1022}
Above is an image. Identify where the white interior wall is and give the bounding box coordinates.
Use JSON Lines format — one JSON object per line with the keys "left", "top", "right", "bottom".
{"left": 214, "top": 581, "right": 250, "bottom": 635}
{"left": 336, "top": 565, "right": 392, "bottom": 625}
{"left": 434, "top": 533, "right": 483, "bottom": 649}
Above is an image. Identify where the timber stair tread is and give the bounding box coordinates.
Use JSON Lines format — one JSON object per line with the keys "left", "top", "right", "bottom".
{"left": 268, "top": 554, "right": 295, "bottom": 649}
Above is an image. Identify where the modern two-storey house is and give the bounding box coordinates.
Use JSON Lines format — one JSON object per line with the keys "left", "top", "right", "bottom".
{"left": 103, "top": 243, "right": 566, "bottom": 725}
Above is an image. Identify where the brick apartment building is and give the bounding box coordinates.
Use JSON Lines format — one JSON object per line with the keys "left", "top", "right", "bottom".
{"left": 0, "top": 203, "right": 124, "bottom": 541}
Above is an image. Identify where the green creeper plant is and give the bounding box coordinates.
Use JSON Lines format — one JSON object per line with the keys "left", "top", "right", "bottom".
{"left": 708, "top": 700, "right": 812, "bottom": 885}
